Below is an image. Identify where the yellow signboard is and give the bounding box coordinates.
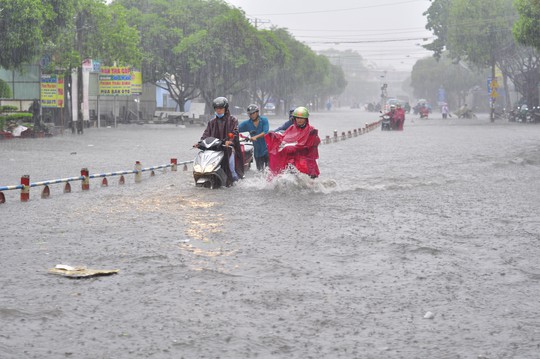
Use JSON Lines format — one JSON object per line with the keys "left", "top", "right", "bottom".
{"left": 99, "top": 66, "right": 132, "bottom": 96}
{"left": 131, "top": 70, "right": 142, "bottom": 95}
{"left": 40, "top": 74, "right": 65, "bottom": 108}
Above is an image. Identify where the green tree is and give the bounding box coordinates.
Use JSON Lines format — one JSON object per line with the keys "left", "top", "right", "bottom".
{"left": 114, "top": 0, "right": 345, "bottom": 113}
{"left": 498, "top": 44, "right": 540, "bottom": 108}
{"left": 410, "top": 54, "right": 485, "bottom": 108}
{"left": 447, "top": 0, "right": 515, "bottom": 67}
{"left": 192, "top": 6, "right": 260, "bottom": 111}
{"left": 244, "top": 29, "right": 288, "bottom": 114}
{"left": 0, "top": 78, "right": 12, "bottom": 98}
{"left": 423, "top": 0, "right": 451, "bottom": 60}
{"left": 118, "top": 0, "right": 255, "bottom": 112}
{"left": 0, "top": 0, "right": 46, "bottom": 69}
{"left": 46, "top": 0, "right": 140, "bottom": 72}
{"left": 425, "top": 0, "right": 517, "bottom": 119}
{"left": 513, "top": 0, "right": 540, "bottom": 50}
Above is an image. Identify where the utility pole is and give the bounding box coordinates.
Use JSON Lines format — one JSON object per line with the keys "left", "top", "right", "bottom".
{"left": 489, "top": 26, "right": 496, "bottom": 123}
{"left": 249, "top": 17, "right": 270, "bottom": 29}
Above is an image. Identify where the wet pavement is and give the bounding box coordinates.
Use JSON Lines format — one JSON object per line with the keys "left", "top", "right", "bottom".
{"left": 1, "top": 109, "right": 539, "bottom": 358}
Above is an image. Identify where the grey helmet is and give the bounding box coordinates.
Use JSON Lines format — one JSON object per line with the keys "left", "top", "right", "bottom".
{"left": 212, "top": 97, "right": 229, "bottom": 109}
{"left": 247, "top": 104, "right": 259, "bottom": 115}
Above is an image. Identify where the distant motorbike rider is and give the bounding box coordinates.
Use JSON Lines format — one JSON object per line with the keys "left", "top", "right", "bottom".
{"left": 273, "top": 107, "right": 296, "bottom": 132}
{"left": 239, "top": 104, "right": 269, "bottom": 171}
{"left": 265, "top": 106, "right": 321, "bottom": 178}
{"left": 395, "top": 103, "right": 405, "bottom": 130}
{"left": 194, "top": 97, "right": 244, "bottom": 186}
{"left": 458, "top": 103, "right": 474, "bottom": 119}
{"left": 383, "top": 104, "right": 398, "bottom": 129}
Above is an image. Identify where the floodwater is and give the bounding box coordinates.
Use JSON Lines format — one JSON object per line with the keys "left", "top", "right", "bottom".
{"left": 1, "top": 109, "right": 539, "bottom": 359}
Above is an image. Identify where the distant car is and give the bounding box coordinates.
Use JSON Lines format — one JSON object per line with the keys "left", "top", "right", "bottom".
{"left": 264, "top": 102, "right": 276, "bottom": 114}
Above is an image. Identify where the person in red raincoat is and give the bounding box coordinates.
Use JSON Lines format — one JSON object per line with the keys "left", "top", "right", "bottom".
{"left": 395, "top": 103, "right": 405, "bottom": 131}
{"left": 265, "top": 106, "right": 321, "bottom": 178}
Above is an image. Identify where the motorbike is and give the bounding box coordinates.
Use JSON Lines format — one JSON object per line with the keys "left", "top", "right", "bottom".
{"left": 380, "top": 114, "right": 392, "bottom": 131}
{"left": 419, "top": 107, "right": 430, "bottom": 119}
{"left": 193, "top": 133, "right": 254, "bottom": 189}
{"left": 238, "top": 131, "right": 254, "bottom": 172}
{"left": 458, "top": 109, "right": 477, "bottom": 119}
{"left": 193, "top": 137, "right": 228, "bottom": 189}
{"left": 529, "top": 106, "right": 540, "bottom": 123}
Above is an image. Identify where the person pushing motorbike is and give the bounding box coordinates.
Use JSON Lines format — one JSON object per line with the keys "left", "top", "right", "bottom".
{"left": 383, "top": 104, "right": 398, "bottom": 130}
{"left": 239, "top": 104, "right": 269, "bottom": 171}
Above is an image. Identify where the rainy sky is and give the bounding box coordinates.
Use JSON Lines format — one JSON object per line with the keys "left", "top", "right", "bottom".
{"left": 225, "top": 0, "right": 434, "bottom": 71}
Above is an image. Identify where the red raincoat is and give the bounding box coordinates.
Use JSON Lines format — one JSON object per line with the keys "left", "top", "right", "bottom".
{"left": 265, "top": 119, "right": 321, "bottom": 178}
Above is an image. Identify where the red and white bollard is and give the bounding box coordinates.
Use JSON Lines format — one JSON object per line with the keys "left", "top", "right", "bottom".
{"left": 41, "top": 185, "right": 50, "bottom": 199}
{"left": 333, "top": 130, "right": 338, "bottom": 143}
{"left": 21, "top": 175, "right": 30, "bottom": 202}
{"left": 135, "top": 161, "right": 142, "bottom": 183}
{"left": 81, "top": 168, "right": 90, "bottom": 191}
{"left": 171, "top": 158, "right": 177, "bottom": 172}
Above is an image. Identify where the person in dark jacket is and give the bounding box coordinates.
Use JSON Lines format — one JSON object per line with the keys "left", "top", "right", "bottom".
{"left": 273, "top": 107, "right": 296, "bottom": 132}
{"left": 195, "top": 97, "right": 244, "bottom": 186}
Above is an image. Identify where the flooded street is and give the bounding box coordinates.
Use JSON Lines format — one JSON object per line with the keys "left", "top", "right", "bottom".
{"left": 1, "top": 109, "right": 539, "bottom": 358}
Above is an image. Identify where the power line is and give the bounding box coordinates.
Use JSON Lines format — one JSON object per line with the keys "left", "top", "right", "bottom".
{"left": 248, "top": 0, "right": 426, "bottom": 16}
{"left": 306, "top": 37, "right": 432, "bottom": 45}
{"left": 288, "top": 26, "right": 428, "bottom": 33}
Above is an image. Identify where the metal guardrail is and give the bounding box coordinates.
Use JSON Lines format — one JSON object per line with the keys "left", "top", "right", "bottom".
{"left": 0, "top": 159, "right": 193, "bottom": 203}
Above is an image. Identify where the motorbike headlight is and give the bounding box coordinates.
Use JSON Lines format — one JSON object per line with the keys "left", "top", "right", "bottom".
{"left": 193, "top": 164, "right": 203, "bottom": 172}
{"left": 204, "top": 160, "right": 220, "bottom": 172}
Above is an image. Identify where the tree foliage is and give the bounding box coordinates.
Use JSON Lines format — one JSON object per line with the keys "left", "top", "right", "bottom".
{"left": 446, "top": 0, "right": 515, "bottom": 68}
{"left": 422, "top": 0, "right": 540, "bottom": 108}
{"left": 410, "top": 54, "right": 485, "bottom": 108}
{"left": 116, "top": 0, "right": 345, "bottom": 112}
{"left": 0, "top": 0, "right": 140, "bottom": 71}
{"left": 513, "top": 0, "right": 540, "bottom": 50}
{"left": 0, "top": 0, "right": 45, "bottom": 69}
{"left": 423, "top": 0, "right": 451, "bottom": 59}
{"left": 1, "top": 0, "right": 346, "bottom": 112}
{"left": 0, "top": 78, "right": 12, "bottom": 98}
